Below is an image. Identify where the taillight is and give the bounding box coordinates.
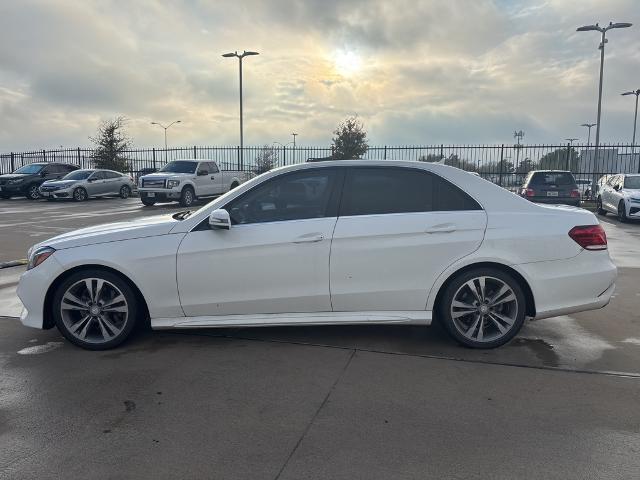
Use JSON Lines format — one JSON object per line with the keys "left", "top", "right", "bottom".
{"left": 522, "top": 188, "right": 535, "bottom": 197}
{"left": 568, "top": 225, "right": 607, "bottom": 250}
{"left": 570, "top": 189, "right": 580, "bottom": 198}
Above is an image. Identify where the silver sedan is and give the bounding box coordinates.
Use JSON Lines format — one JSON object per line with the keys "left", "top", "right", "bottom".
{"left": 39, "top": 169, "right": 135, "bottom": 201}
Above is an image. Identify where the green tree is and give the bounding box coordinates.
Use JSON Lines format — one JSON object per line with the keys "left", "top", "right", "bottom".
{"left": 538, "top": 148, "right": 579, "bottom": 171}
{"left": 253, "top": 145, "right": 278, "bottom": 174}
{"left": 90, "top": 116, "right": 132, "bottom": 172}
{"left": 516, "top": 157, "right": 537, "bottom": 174}
{"left": 331, "top": 116, "right": 368, "bottom": 159}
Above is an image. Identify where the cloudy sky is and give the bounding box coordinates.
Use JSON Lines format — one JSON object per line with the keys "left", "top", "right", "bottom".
{"left": 0, "top": 0, "right": 639, "bottom": 151}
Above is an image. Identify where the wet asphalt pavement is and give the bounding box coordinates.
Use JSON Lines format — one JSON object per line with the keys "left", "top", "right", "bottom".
{"left": 1, "top": 197, "right": 639, "bottom": 479}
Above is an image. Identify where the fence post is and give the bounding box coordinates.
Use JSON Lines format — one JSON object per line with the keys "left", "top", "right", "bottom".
{"left": 565, "top": 142, "right": 571, "bottom": 171}
{"left": 76, "top": 147, "right": 81, "bottom": 167}
{"left": 42, "top": 149, "right": 46, "bottom": 162}
{"left": 383, "top": 145, "right": 387, "bottom": 160}
{"left": 498, "top": 144, "right": 505, "bottom": 187}
{"left": 237, "top": 146, "right": 241, "bottom": 170}
{"left": 193, "top": 146, "right": 197, "bottom": 159}
{"left": 440, "top": 144, "right": 444, "bottom": 159}
{"left": 152, "top": 148, "right": 157, "bottom": 170}
{"left": 10, "top": 152, "right": 14, "bottom": 172}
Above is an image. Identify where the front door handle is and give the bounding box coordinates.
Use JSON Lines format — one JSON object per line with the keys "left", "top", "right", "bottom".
{"left": 293, "top": 234, "right": 324, "bottom": 243}
{"left": 425, "top": 223, "right": 456, "bottom": 234}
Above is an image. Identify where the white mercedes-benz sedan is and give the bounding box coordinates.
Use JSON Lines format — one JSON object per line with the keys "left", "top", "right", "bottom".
{"left": 17, "top": 160, "right": 617, "bottom": 350}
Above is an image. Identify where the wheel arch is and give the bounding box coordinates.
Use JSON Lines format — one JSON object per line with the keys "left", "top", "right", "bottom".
{"left": 431, "top": 261, "right": 536, "bottom": 320}
{"left": 42, "top": 264, "right": 150, "bottom": 329}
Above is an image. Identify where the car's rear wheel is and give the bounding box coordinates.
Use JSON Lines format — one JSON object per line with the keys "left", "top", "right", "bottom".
{"left": 73, "top": 187, "right": 88, "bottom": 202}
{"left": 438, "top": 268, "right": 526, "bottom": 349}
{"left": 141, "top": 196, "right": 156, "bottom": 206}
{"left": 26, "top": 184, "right": 40, "bottom": 200}
{"left": 52, "top": 269, "right": 138, "bottom": 350}
{"left": 119, "top": 185, "right": 131, "bottom": 199}
{"left": 596, "top": 197, "right": 607, "bottom": 215}
{"left": 179, "top": 186, "right": 195, "bottom": 207}
{"left": 618, "top": 201, "right": 628, "bottom": 222}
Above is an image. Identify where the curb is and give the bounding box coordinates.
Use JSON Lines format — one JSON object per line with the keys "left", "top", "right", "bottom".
{"left": 0, "top": 259, "right": 28, "bottom": 270}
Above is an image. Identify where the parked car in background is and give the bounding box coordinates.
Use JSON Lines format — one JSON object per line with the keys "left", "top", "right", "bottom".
{"left": 519, "top": 170, "right": 580, "bottom": 207}
{"left": 138, "top": 159, "right": 253, "bottom": 207}
{"left": 597, "top": 173, "right": 640, "bottom": 222}
{"left": 17, "top": 161, "right": 615, "bottom": 351}
{"left": 575, "top": 178, "right": 592, "bottom": 199}
{"left": 0, "top": 162, "right": 79, "bottom": 200}
{"left": 39, "top": 169, "right": 135, "bottom": 202}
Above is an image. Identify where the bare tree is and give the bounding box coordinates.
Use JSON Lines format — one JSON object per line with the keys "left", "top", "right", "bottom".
{"left": 254, "top": 145, "right": 278, "bottom": 174}
{"left": 331, "top": 116, "right": 368, "bottom": 159}
{"left": 90, "top": 116, "right": 132, "bottom": 172}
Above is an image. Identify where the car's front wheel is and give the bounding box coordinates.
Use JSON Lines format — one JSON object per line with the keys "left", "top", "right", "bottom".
{"left": 618, "top": 201, "right": 628, "bottom": 222}
{"left": 141, "top": 195, "right": 156, "bottom": 206}
{"left": 438, "top": 268, "right": 526, "bottom": 349}
{"left": 179, "top": 186, "right": 195, "bottom": 207}
{"left": 52, "top": 269, "right": 138, "bottom": 350}
{"left": 119, "top": 185, "right": 131, "bottom": 199}
{"left": 73, "top": 187, "right": 88, "bottom": 202}
{"left": 596, "top": 197, "right": 607, "bottom": 215}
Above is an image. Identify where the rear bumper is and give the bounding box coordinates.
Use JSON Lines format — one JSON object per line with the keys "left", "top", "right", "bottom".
{"left": 526, "top": 197, "right": 581, "bottom": 207}
{"left": 517, "top": 250, "right": 617, "bottom": 320}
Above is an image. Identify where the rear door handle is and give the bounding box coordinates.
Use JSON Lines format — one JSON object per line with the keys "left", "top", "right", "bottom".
{"left": 293, "top": 234, "right": 324, "bottom": 243}
{"left": 425, "top": 223, "right": 456, "bottom": 234}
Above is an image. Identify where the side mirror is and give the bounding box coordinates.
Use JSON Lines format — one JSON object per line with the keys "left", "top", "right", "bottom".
{"left": 614, "top": 184, "right": 621, "bottom": 191}
{"left": 209, "top": 209, "right": 231, "bottom": 230}
{"left": 198, "top": 170, "right": 209, "bottom": 176}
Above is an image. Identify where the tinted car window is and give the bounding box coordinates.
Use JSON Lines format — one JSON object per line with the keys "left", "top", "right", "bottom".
{"left": 341, "top": 167, "right": 480, "bottom": 216}
{"left": 624, "top": 176, "right": 640, "bottom": 189}
{"left": 104, "top": 171, "right": 122, "bottom": 179}
{"left": 227, "top": 170, "right": 337, "bottom": 224}
{"left": 529, "top": 172, "right": 576, "bottom": 186}
{"left": 14, "top": 164, "right": 45, "bottom": 174}
{"left": 160, "top": 161, "right": 197, "bottom": 174}
{"left": 63, "top": 170, "right": 92, "bottom": 180}
{"left": 90, "top": 171, "right": 106, "bottom": 180}
{"left": 207, "top": 162, "right": 219, "bottom": 173}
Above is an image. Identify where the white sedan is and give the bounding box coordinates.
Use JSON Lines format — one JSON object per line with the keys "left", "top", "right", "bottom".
{"left": 597, "top": 173, "right": 640, "bottom": 222}
{"left": 17, "top": 160, "right": 617, "bottom": 350}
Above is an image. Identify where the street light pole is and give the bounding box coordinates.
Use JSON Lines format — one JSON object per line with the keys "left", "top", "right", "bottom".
{"left": 150, "top": 120, "right": 182, "bottom": 160}
{"left": 577, "top": 21, "right": 632, "bottom": 188}
{"left": 580, "top": 123, "right": 596, "bottom": 146}
{"left": 222, "top": 50, "right": 259, "bottom": 170}
{"left": 621, "top": 89, "right": 640, "bottom": 150}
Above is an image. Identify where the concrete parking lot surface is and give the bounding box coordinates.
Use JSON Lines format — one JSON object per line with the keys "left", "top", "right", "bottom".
{"left": 1, "top": 198, "right": 639, "bottom": 479}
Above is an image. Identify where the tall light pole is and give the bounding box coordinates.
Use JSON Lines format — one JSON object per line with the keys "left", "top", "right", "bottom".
{"left": 151, "top": 120, "right": 181, "bottom": 160}
{"left": 513, "top": 130, "right": 524, "bottom": 170}
{"left": 291, "top": 133, "right": 298, "bottom": 148}
{"left": 621, "top": 90, "right": 640, "bottom": 165}
{"left": 565, "top": 138, "right": 578, "bottom": 146}
{"left": 577, "top": 21, "right": 632, "bottom": 187}
{"left": 581, "top": 123, "right": 597, "bottom": 145}
{"left": 222, "top": 50, "right": 259, "bottom": 170}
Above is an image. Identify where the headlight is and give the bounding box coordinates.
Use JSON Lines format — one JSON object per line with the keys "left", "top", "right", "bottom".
{"left": 27, "top": 246, "right": 55, "bottom": 270}
{"left": 167, "top": 180, "right": 180, "bottom": 188}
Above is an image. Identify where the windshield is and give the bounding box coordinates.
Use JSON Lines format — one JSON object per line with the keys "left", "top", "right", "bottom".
{"left": 624, "top": 176, "right": 640, "bottom": 189}
{"left": 14, "top": 164, "right": 44, "bottom": 174}
{"left": 62, "top": 170, "right": 92, "bottom": 180}
{"left": 160, "top": 161, "right": 197, "bottom": 174}
{"left": 530, "top": 172, "right": 575, "bottom": 186}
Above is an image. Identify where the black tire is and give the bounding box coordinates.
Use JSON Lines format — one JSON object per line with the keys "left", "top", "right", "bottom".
{"left": 438, "top": 267, "right": 526, "bottom": 349}
{"left": 119, "top": 185, "right": 131, "bottom": 199}
{"left": 596, "top": 197, "right": 607, "bottom": 215}
{"left": 26, "top": 184, "right": 41, "bottom": 200}
{"left": 141, "top": 196, "right": 156, "bottom": 206}
{"left": 179, "top": 186, "right": 195, "bottom": 207}
{"left": 73, "top": 187, "right": 88, "bottom": 202}
{"left": 52, "top": 269, "right": 139, "bottom": 350}
{"left": 229, "top": 182, "right": 239, "bottom": 191}
{"left": 618, "top": 201, "right": 628, "bottom": 222}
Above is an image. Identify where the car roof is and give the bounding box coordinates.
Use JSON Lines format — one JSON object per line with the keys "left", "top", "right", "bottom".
{"left": 168, "top": 159, "right": 201, "bottom": 163}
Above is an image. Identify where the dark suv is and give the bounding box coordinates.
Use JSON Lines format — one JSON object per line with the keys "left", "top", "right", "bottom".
{"left": 0, "top": 162, "right": 79, "bottom": 200}
{"left": 520, "top": 170, "right": 580, "bottom": 207}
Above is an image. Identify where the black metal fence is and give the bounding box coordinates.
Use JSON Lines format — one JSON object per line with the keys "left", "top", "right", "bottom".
{"left": 1, "top": 144, "right": 638, "bottom": 188}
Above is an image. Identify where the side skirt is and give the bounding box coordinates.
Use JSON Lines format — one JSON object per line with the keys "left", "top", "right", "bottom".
{"left": 151, "top": 311, "right": 432, "bottom": 330}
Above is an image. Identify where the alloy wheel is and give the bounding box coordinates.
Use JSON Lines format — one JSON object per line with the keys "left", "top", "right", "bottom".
{"left": 450, "top": 276, "right": 519, "bottom": 343}
{"left": 60, "top": 278, "right": 129, "bottom": 344}
{"left": 28, "top": 185, "right": 40, "bottom": 199}
{"left": 120, "top": 185, "right": 130, "bottom": 198}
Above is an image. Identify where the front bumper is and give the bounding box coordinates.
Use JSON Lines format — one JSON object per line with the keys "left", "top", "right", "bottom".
{"left": 0, "top": 183, "right": 26, "bottom": 194}
{"left": 39, "top": 187, "right": 73, "bottom": 199}
{"left": 16, "top": 254, "right": 65, "bottom": 329}
{"left": 139, "top": 187, "right": 182, "bottom": 202}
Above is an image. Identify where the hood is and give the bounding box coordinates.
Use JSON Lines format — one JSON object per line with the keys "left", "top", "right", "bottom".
{"left": 0, "top": 174, "right": 31, "bottom": 181}
{"left": 36, "top": 214, "right": 179, "bottom": 251}
{"left": 143, "top": 172, "right": 195, "bottom": 179}
{"left": 43, "top": 179, "right": 78, "bottom": 187}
